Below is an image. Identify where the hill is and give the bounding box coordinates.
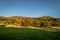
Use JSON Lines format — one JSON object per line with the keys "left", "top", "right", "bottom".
{"left": 0, "top": 16, "right": 60, "bottom": 28}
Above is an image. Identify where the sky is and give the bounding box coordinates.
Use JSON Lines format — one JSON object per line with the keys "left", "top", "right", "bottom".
{"left": 0, "top": 0, "right": 60, "bottom": 18}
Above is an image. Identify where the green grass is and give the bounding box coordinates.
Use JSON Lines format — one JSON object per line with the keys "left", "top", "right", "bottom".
{"left": 0, "top": 26, "right": 60, "bottom": 40}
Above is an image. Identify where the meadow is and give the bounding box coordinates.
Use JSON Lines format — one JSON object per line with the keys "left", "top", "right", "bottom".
{"left": 0, "top": 26, "right": 60, "bottom": 40}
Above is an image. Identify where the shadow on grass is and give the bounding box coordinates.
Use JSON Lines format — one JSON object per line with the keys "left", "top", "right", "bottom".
{"left": 0, "top": 26, "right": 60, "bottom": 40}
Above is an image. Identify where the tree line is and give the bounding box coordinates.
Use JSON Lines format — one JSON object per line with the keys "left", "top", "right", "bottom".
{"left": 0, "top": 16, "right": 60, "bottom": 27}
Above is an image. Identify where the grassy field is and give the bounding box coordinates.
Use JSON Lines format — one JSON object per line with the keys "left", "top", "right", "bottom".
{"left": 0, "top": 26, "right": 60, "bottom": 40}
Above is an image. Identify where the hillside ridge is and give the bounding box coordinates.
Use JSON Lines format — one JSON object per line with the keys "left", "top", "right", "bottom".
{"left": 0, "top": 16, "right": 60, "bottom": 28}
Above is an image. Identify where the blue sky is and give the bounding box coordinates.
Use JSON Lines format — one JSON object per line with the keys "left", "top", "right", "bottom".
{"left": 0, "top": 0, "right": 60, "bottom": 18}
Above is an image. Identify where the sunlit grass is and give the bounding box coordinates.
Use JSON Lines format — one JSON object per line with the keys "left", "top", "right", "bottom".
{"left": 0, "top": 26, "right": 60, "bottom": 40}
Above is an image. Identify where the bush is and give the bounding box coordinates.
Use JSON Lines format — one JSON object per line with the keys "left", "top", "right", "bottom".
{"left": 0, "top": 25, "right": 5, "bottom": 27}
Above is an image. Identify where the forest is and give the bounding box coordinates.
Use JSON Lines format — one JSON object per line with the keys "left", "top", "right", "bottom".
{"left": 0, "top": 16, "right": 60, "bottom": 28}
